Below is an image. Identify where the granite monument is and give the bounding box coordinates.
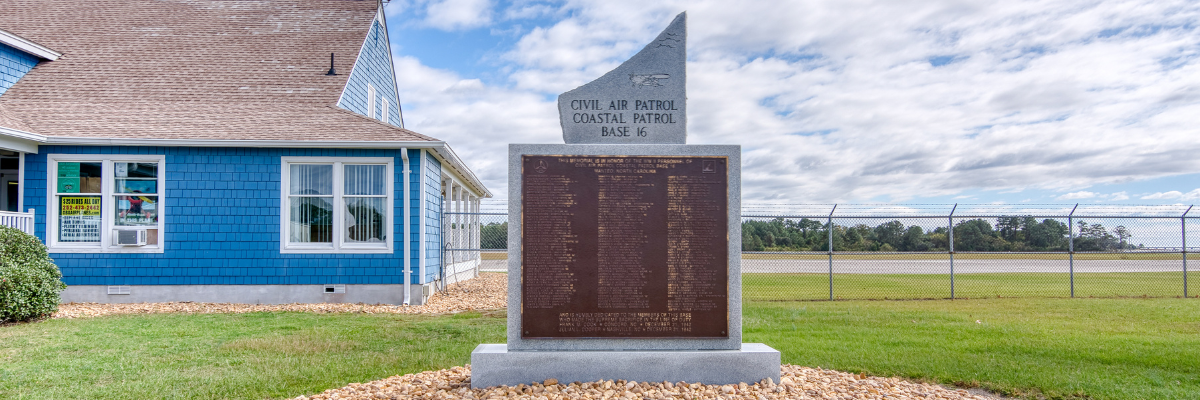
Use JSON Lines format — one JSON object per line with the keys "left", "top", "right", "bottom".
{"left": 471, "top": 12, "right": 780, "bottom": 388}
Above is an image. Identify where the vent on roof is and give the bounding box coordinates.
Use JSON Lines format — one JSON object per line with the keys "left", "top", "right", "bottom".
{"left": 323, "top": 284, "right": 346, "bottom": 294}
{"left": 326, "top": 53, "right": 337, "bottom": 76}
{"left": 108, "top": 286, "right": 131, "bottom": 295}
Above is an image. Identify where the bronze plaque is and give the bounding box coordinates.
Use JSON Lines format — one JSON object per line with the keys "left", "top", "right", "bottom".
{"left": 521, "top": 155, "right": 728, "bottom": 338}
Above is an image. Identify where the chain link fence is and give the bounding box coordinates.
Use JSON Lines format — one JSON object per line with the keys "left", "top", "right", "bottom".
{"left": 452, "top": 203, "right": 1198, "bottom": 300}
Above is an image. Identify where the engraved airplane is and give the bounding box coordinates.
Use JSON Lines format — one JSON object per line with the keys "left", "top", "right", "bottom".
{"left": 630, "top": 73, "right": 670, "bottom": 87}
{"left": 656, "top": 32, "right": 681, "bottom": 48}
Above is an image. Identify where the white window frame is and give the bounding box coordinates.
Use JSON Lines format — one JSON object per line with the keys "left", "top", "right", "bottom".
{"left": 381, "top": 97, "right": 390, "bottom": 124}
{"left": 367, "top": 84, "right": 376, "bottom": 120}
{"left": 280, "top": 156, "right": 393, "bottom": 254}
{"left": 46, "top": 154, "right": 167, "bottom": 254}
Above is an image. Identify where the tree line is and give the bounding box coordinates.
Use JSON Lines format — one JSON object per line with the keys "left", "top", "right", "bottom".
{"left": 742, "top": 217, "right": 1139, "bottom": 252}
{"left": 477, "top": 217, "right": 1140, "bottom": 252}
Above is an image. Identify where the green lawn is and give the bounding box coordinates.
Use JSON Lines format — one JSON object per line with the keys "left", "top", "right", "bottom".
{"left": 0, "top": 311, "right": 505, "bottom": 400}
{"left": 744, "top": 272, "right": 1197, "bottom": 300}
{"left": 746, "top": 299, "right": 1200, "bottom": 400}
{"left": 743, "top": 252, "right": 1185, "bottom": 261}
{"left": 2, "top": 299, "right": 1198, "bottom": 399}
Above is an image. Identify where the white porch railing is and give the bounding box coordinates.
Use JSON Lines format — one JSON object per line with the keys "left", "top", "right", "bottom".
{"left": 0, "top": 209, "right": 35, "bottom": 235}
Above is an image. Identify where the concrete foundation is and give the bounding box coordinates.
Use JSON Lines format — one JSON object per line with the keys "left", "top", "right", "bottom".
{"left": 59, "top": 283, "right": 435, "bottom": 305}
{"left": 469, "top": 343, "right": 781, "bottom": 388}
{"left": 445, "top": 259, "right": 481, "bottom": 286}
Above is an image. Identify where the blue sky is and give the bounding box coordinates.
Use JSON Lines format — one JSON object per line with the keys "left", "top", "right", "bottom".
{"left": 380, "top": 0, "right": 1200, "bottom": 206}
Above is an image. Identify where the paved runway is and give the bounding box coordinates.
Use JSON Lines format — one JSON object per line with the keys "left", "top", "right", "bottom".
{"left": 482, "top": 259, "right": 1187, "bottom": 274}
{"left": 741, "top": 259, "right": 1185, "bottom": 274}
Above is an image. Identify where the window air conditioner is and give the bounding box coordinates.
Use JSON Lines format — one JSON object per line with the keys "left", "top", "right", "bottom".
{"left": 114, "top": 229, "right": 148, "bottom": 246}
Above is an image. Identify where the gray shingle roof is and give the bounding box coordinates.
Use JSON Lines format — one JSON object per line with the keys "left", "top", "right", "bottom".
{"left": 0, "top": 0, "right": 435, "bottom": 143}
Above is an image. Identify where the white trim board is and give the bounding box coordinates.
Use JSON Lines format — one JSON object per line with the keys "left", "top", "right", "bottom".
{"left": 0, "top": 29, "right": 61, "bottom": 60}
{"left": 0, "top": 132, "right": 492, "bottom": 198}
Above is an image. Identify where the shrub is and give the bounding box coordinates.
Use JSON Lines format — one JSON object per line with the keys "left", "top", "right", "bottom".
{"left": 0, "top": 226, "right": 65, "bottom": 322}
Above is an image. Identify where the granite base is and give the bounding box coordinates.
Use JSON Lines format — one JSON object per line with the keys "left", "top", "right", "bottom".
{"left": 469, "top": 343, "right": 780, "bottom": 388}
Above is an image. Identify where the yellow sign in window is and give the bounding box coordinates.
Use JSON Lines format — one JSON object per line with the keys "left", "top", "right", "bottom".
{"left": 60, "top": 197, "right": 101, "bottom": 215}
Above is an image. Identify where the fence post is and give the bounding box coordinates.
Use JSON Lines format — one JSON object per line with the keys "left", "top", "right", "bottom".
{"left": 828, "top": 204, "right": 837, "bottom": 301}
{"left": 949, "top": 203, "right": 957, "bottom": 300}
{"left": 1068, "top": 203, "right": 1078, "bottom": 298}
{"left": 1184, "top": 205, "right": 1193, "bottom": 298}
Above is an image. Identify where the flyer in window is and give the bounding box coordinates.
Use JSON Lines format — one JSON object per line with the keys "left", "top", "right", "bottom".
{"left": 59, "top": 196, "right": 101, "bottom": 242}
{"left": 58, "top": 162, "right": 81, "bottom": 193}
{"left": 60, "top": 197, "right": 100, "bottom": 215}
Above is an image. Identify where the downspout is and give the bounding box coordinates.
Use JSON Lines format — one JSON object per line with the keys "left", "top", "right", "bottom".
{"left": 401, "top": 148, "right": 411, "bottom": 305}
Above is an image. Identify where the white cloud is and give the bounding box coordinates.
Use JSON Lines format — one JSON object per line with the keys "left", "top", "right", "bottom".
{"left": 393, "top": 57, "right": 559, "bottom": 190}
{"left": 392, "top": 0, "right": 1200, "bottom": 202}
{"left": 1142, "top": 189, "right": 1200, "bottom": 200}
{"left": 1142, "top": 191, "right": 1183, "bottom": 199}
{"left": 423, "top": 0, "right": 494, "bottom": 30}
{"left": 1057, "top": 191, "right": 1098, "bottom": 200}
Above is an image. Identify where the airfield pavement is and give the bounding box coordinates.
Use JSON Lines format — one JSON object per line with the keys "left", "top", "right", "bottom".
{"left": 481, "top": 259, "right": 1185, "bottom": 274}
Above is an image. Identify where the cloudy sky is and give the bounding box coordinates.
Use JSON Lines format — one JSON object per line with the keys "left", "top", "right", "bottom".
{"left": 380, "top": 0, "right": 1200, "bottom": 207}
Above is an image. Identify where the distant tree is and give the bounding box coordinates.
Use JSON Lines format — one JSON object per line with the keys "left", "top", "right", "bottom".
{"left": 1111, "top": 225, "right": 1131, "bottom": 250}
{"left": 1024, "top": 219, "right": 1068, "bottom": 250}
{"left": 743, "top": 231, "right": 765, "bottom": 251}
{"left": 954, "top": 219, "right": 1001, "bottom": 251}
{"left": 873, "top": 221, "right": 905, "bottom": 250}
{"left": 927, "top": 232, "right": 949, "bottom": 251}
{"left": 901, "top": 225, "right": 930, "bottom": 251}
{"left": 1074, "top": 221, "right": 1117, "bottom": 251}
{"left": 995, "top": 216, "right": 1031, "bottom": 243}
{"left": 479, "top": 222, "right": 508, "bottom": 249}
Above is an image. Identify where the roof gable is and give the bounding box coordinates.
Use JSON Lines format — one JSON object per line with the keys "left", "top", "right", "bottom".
{"left": 0, "top": 42, "right": 41, "bottom": 97}
{"left": 0, "top": 0, "right": 429, "bottom": 142}
{"left": 337, "top": 12, "right": 404, "bottom": 128}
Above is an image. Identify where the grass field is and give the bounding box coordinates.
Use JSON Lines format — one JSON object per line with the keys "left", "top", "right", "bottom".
{"left": 743, "top": 272, "right": 1198, "bottom": 300}
{"left": 746, "top": 298, "right": 1200, "bottom": 400}
{"left": 0, "top": 311, "right": 505, "bottom": 400}
{"left": 748, "top": 252, "right": 1186, "bottom": 260}
{"left": 3, "top": 299, "right": 1198, "bottom": 400}
{"left": 4, "top": 274, "right": 1200, "bottom": 400}
{"left": 484, "top": 251, "right": 1187, "bottom": 261}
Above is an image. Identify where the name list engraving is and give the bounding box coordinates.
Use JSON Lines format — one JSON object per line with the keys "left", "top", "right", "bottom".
{"left": 522, "top": 155, "right": 728, "bottom": 338}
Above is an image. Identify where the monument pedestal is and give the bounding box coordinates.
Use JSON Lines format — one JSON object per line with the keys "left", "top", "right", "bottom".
{"left": 470, "top": 343, "right": 780, "bottom": 388}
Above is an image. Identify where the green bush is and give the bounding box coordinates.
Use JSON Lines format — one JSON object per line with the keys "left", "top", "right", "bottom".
{"left": 0, "top": 226, "right": 65, "bottom": 322}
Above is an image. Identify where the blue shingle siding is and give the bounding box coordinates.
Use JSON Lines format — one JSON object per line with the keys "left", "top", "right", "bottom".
{"left": 405, "top": 148, "right": 423, "bottom": 285}
{"left": 338, "top": 17, "right": 402, "bottom": 126}
{"left": 423, "top": 150, "right": 442, "bottom": 283}
{"left": 0, "top": 42, "right": 40, "bottom": 97}
{"left": 25, "top": 146, "right": 429, "bottom": 286}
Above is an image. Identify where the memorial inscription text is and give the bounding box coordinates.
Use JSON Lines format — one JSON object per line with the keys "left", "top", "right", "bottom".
{"left": 522, "top": 155, "right": 728, "bottom": 338}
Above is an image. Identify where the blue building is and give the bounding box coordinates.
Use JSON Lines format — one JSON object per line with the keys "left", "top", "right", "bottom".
{"left": 0, "top": 0, "right": 490, "bottom": 305}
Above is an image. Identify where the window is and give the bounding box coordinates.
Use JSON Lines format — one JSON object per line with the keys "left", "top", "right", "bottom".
{"left": 281, "top": 157, "right": 392, "bottom": 253}
{"left": 46, "top": 155, "right": 165, "bottom": 253}
{"left": 367, "top": 84, "right": 376, "bottom": 120}
{"left": 381, "top": 98, "right": 389, "bottom": 124}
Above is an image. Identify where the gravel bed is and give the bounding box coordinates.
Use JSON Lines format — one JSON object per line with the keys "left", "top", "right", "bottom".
{"left": 52, "top": 273, "right": 508, "bottom": 319}
{"left": 293, "top": 364, "right": 1001, "bottom": 400}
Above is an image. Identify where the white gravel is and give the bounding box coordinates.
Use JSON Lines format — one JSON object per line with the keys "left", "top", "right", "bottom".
{"left": 293, "top": 364, "right": 1005, "bottom": 400}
